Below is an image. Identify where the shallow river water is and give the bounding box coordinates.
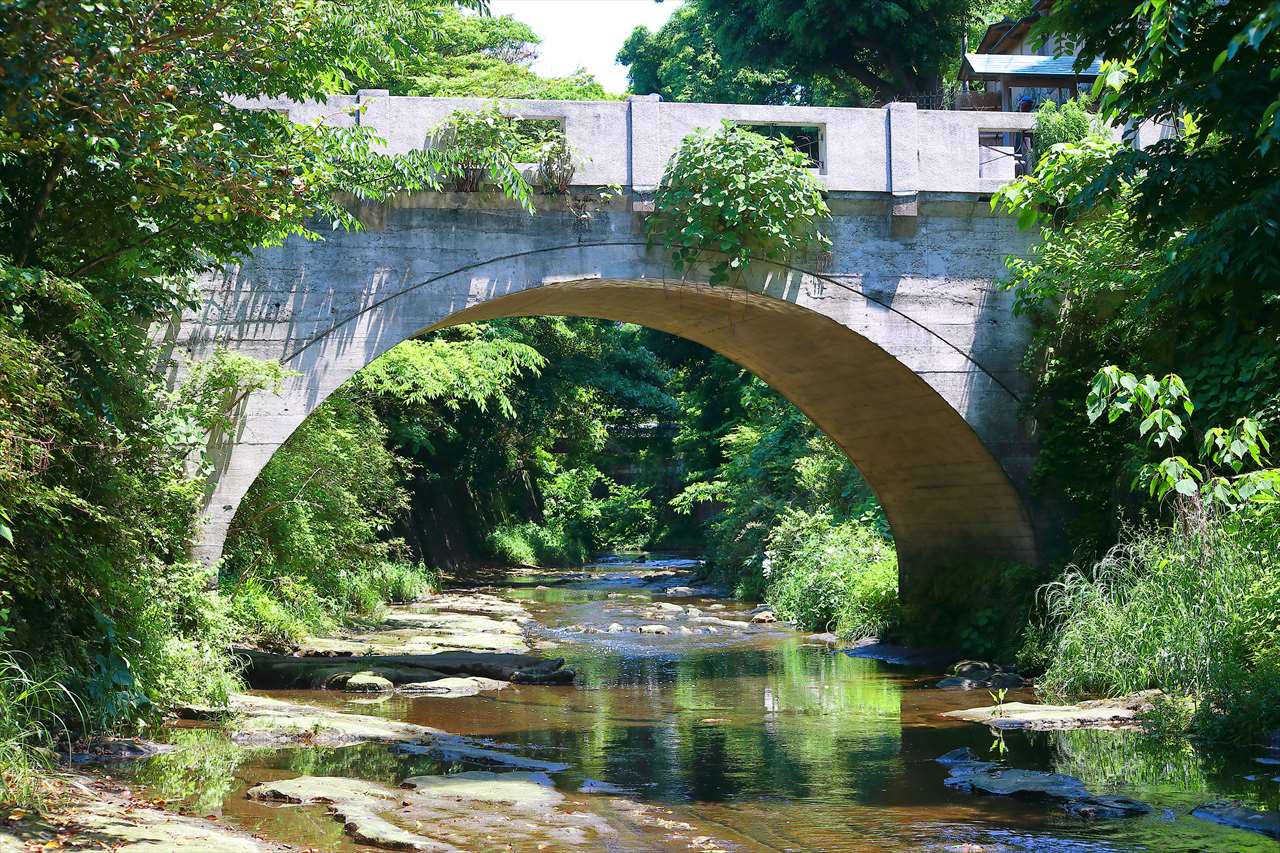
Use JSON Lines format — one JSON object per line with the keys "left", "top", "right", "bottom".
{"left": 116, "top": 557, "right": 1279, "bottom": 851}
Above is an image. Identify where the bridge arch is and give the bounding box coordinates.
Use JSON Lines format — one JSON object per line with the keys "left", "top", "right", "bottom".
{"left": 185, "top": 225, "right": 1039, "bottom": 599}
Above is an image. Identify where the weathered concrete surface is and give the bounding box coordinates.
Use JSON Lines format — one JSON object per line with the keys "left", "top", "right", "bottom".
{"left": 168, "top": 97, "right": 1048, "bottom": 600}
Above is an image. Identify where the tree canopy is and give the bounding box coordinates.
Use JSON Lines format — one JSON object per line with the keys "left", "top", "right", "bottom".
{"left": 693, "top": 0, "right": 977, "bottom": 103}
{"left": 362, "top": 6, "right": 610, "bottom": 98}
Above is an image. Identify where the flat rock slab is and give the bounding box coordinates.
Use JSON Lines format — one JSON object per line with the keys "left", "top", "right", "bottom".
{"left": 248, "top": 772, "right": 613, "bottom": 851}
{"left": 230, "top": 694, "right": 566, "bottom": 770}
{"left": 294, "top": 592, "right": 533, "bottom": 657}
{"left": 0, "top": 777, "right": 293, "bottom": 853}
{"left": 240, "top": 648, "right": 573, "bottom": 691}
{"left": 941, "top": 701, "right": 1139, "bottom": 731}
{"left": 938, "top": 752, "right": 1151, "bottom": 818}
{"left": 1191, "top": 801, "right": 1280, "bottom": 839}
{"left": 400, "top": 676, "right": 507, "bottom": 697}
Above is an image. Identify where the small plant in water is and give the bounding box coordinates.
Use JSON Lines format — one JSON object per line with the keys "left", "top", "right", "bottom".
{"left": 988, "top": 687, "right": 1009, "bottom": 718}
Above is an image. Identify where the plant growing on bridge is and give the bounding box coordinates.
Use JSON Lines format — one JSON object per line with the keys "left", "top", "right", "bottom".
{"left": 648, "top": 121, "right": 830, "bottom": 285}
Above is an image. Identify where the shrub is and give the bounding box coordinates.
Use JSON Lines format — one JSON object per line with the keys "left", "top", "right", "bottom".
{"left": 1030, "top": 97, "right": 1101, "bottom": 168}
{"left": 648, "top": 121, "right": 830, "bottom": 284}
{"left": 487, "top": 521, "right": 589, "bottom": 567}
{"left": 763, "top": 508, "right": 898, "bottom": 638}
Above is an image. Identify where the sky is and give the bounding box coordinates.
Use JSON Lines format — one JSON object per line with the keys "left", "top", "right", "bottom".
{"left": 487, "top": 0, "right": 684, "bottom": 94}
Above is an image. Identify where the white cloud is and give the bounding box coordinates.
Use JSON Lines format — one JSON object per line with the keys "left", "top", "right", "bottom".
{"left": 488, "top": 0, "right": 683, "bottom": 95}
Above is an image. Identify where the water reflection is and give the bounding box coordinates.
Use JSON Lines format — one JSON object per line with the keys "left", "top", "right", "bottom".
{"left": 112, "top": 559, "right": 1280, "bottom": 852}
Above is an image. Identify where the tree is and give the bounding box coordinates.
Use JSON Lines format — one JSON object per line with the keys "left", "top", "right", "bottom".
{"left": 362, "top": 6, "right": 610, "bottom": 99}
{"left": 619, "top": 3, "right": 842, "bottom": 104}
{"left": 1036, "top": 0, "right": 1280, "bottom": 326}
{"left": 695, "top": 0, "right": 977, "bottom": 104}
{"left": 0, "top": 0, "right": 533, "bottom": 729}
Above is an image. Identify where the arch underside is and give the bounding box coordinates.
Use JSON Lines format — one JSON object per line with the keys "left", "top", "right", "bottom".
{"left": 426, "top": 278, "right": 1038, "bottom": 595}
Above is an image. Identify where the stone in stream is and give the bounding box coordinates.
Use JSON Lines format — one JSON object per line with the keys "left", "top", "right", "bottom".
{"left": 1191, "top": 801, "right": 1280, "bottom": 839}
{"left": 399, "top": 676, "right": 507, "bottom": 697}
{"left": 606, "top": 623, "right": 626, "bottom": 633}
{"left": 937, "top": 750, "right": 1151, "bottom": 818}
{"left": 247, "top": 772, "right": 614, "bottom": 851}
{"left": 228, "top": 695, "right": 565, "bottom": 771}
{"left": 639, "top": 624, "right": 670, "bottom": 635}
{"left": 342, "top": 672, "right": 395, "bottom": 693}
{"left": 750, "top": 610, "right": 778, "bottom": 624}
{"left": 940, "top": 700, "right": 1141, "bottom": 731}
{"left": 240, "top": 648, "right": 574, "bottom": 691}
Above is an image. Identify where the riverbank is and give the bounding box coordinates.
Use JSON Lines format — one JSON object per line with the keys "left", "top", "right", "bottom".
{"left": 9, "top": 556, "right": 1279, "bottom": 851}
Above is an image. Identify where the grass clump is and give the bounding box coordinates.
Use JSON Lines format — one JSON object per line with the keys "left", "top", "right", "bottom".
{"left": 762, "top": 508, "right": 898, "bottom": 638}
{"left": 226, "top": 560, "right": 439, "bottom": 649}
{"left": 0, "top": 652, "right": 74, "bottom": 809}
{"left": 1036, "top": 516, "right": 1280, "bottom": 743}
{"left": 487, "top": 521, "right": 589, "bottom": 567}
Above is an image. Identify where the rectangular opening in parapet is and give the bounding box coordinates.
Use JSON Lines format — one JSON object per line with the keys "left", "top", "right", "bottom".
{"left": 514, "top": 118, "right": 565, "bottom": 162}
{"left": 735, "top": 123, "right": 825, "bottom": 171}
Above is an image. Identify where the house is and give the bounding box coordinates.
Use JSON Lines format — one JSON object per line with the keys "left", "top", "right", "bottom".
{"left": 956, "top": 0, "right": 1101, "bottom": 112}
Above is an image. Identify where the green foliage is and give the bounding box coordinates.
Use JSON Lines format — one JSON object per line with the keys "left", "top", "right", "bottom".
{"left": 1037, "top": 516, "right": 1280, "bottom": 743}
{"left": 221, "top": 389, "right": 443, "bottom": 644}
{"left": 367, "top": 6, "right": 611, "bottom": 100}
{"left": 763, "top": 509, "right": 898, "bottom": 638}
{"left": 0, "top": 651, "right": 74, "bottom": 808}
{"left": 619, "top": 3, "right": 845, "bottom": 105}
{"left": 1030, "top": 97, "right": 1101, "bottom": 168}
{"left": 1034, "top": 0, "right": 1280, "bottom": 329}
{"left": 430, "top": 104, "right": 539, "bottom": 196}
{"left": 487, "top": 521, "right": 587, "bottom": 568}
{"left": 1087, "top": 366, "right": 1280, "bottom": 510}
{"left": 695, "top": 0, "right": 976, "bottom": 103}
{"left": 649, "top": 122, "right": 830, "bottom": 285}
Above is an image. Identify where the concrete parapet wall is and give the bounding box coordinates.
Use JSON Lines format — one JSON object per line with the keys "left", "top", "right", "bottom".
{"left": 241, "top": 94, "right": 1037, "bottom": 195}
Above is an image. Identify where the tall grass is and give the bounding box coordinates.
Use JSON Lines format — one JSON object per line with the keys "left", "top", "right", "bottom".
{"left": 0, "top": 653, "right": 75, "bottom": 808}
{"left": 1037, "top": 515, "right": 1280, "bottom": 742}
{"left": 763, "top": 508, "right": 899, "bottom": 638}
{"left": 487, "top": 521, "right": 588, "bottom": 567}
{"left": 226, "top": 559, "right": 439, "bottom": 649}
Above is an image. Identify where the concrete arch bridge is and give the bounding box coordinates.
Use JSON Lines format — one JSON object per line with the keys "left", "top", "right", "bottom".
{"left": 166, "top": 94, "right": 1045, "bottom": 601}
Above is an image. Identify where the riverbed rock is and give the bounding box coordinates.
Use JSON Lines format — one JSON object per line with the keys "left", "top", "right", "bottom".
{"left": 240, "top": 648, "right": 573, "bottom": 691}
{"left": 342, "top": 671, "right": 395, "bottom": 692}
{"left": 938, "top": 751, "right": 1150, "bottom": 818}
{"left": 249, "top": 772, "right": 614, "bottom": 850}
{"left": 230, "top": 694, "right": 565, "bottom": 770}
{"left": 0, "top": 774, "right": 293, "bottom": 853}
{"left": 607, "top": 622, "right": 625, "bottom": 633}
{"left": 399, "top": 676, "right": 507, "bottom": 697}
{"left": 941, "top": 700, "right": 1141, "bottom": 731}
{"left": 68, "top": 738, "right": 175, "bottom": 764}
{"left": 639, "top": 624, "right": 670, "bottom": 635}
{"left": 750, "top": 610, "right": 778, "bottom": 624}
{"left": 1191, "top": 801, "right": 1280, "bottom": 839}
{"left": 935, "top": 660, "right": 1026, "bottom": 690}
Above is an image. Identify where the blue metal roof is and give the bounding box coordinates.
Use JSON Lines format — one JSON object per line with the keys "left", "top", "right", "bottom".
{"left": 962, "top": 53, "right": 1104, "bottom": 79}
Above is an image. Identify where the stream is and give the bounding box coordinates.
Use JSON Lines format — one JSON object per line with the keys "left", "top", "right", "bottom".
{"left": 110, "top": 555, "right": 1279, "bottom": 851}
